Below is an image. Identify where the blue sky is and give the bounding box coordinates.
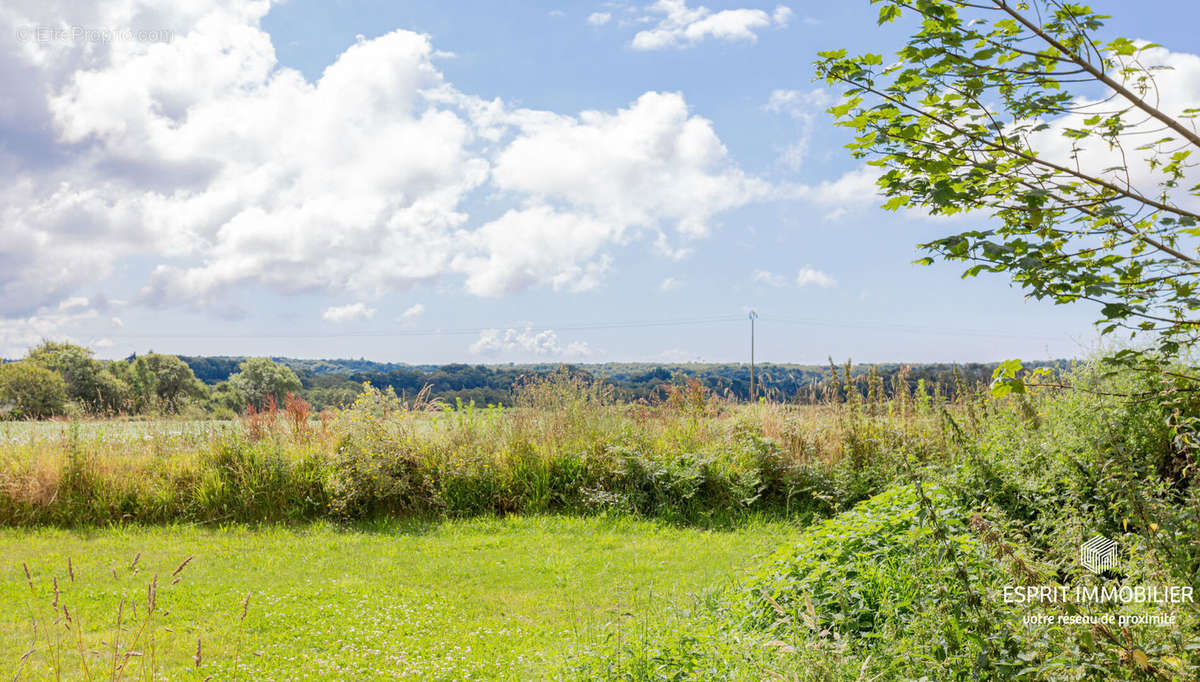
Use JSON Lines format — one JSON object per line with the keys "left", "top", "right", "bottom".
{"left": 1, "top": 0, "right": 1198, "bottom": 364}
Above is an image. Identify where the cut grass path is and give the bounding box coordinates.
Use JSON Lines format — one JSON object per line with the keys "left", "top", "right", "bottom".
{"left": 1, "top": 515, "right": 803, "bottom": 680}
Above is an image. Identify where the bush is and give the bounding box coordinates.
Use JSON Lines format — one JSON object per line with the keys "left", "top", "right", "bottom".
{"left": 0, "top": 361, "right": 68, "bottom": 419}
{"left": 740, "top": 485, "right": 1018, "bottom": 673}
{"left": 326, "top": 384, "right": 440, "bottom": 518}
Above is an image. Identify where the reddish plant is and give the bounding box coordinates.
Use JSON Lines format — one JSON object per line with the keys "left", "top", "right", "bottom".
{"left": 284, "top": 392, "right": 313, "bottom": 441}
{"left": 241, "top": 396, "right": 278, "bottom": 442}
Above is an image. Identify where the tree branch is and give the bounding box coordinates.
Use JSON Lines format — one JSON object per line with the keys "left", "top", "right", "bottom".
{"left": 993, "top": 0, "right": 1200, "bottom": 150}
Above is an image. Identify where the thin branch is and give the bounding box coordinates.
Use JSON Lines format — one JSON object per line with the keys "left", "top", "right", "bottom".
{"left": 993, "top": 0, "right": 1200, "bottom": 150}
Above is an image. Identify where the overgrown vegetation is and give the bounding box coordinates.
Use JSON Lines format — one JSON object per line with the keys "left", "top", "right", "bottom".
{"left": 538, "top": 3, "right": 1200, "bottom": 675}
{"left": 568, "top": 358, "right": 1200, "bottom": 680}
{"left": 0, "top": 368, "right": 961, "bottom": 526}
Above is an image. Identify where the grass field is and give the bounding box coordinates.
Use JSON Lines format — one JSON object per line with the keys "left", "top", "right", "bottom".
{"left": 1, "top": 515, "right": 804, "bottom": 680}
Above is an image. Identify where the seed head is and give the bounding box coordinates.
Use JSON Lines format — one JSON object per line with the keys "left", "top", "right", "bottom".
{"left": 172, "top": 555, "right": 194, "bottom": 578}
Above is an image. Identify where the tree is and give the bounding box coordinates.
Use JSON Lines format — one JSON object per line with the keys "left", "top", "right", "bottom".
{"left": 816, "top": 1, "right": 1200, "bottom": 385}
{"left": 0, "top": 361, "right": 68, "bottom": 419}
{"left": 227, "top": 357, "right": 302, "bottom": 412}
{"left": 129, "top": 354, "right": 207, "bottom": 413}
{"left": 28, "top": 341, "right": 130, "bottom": 414}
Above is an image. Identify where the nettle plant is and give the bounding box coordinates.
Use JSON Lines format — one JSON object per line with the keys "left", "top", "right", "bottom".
{"left": 817, "top": 0, "right": 1200, "bottom": 395}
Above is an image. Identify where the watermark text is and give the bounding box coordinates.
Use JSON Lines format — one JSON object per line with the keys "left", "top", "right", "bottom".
{"left": 15, "top": 26, "right": 173, "bottom": 44}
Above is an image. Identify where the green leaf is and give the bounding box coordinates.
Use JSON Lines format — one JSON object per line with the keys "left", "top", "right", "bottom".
{"left": 1108, "top": 37, "right": 1136, "bottom": 56}
{"left": 989, "top": 359, "right": 1025, "bottom": 397}
{"left": 829, "top": 97, "right": 861, "bottom": 117}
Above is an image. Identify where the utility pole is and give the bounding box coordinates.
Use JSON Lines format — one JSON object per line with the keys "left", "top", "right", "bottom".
{"left": 748, "top": 310, "right": 758, "bottom": 403}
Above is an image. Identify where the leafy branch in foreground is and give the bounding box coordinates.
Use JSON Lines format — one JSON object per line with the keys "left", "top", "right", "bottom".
{"left": 817, "top": 0, "right": 1200, "bottom": 375}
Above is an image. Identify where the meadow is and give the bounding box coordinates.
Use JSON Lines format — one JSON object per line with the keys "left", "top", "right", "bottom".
{"left": 2, "top": 516, "right": 803, "bottom": 680}
{"left": 0, "top": 369, "right": 949, "bottom": 527}
{"left": 2, "top": 364, "right": 1199, "bottom": 679}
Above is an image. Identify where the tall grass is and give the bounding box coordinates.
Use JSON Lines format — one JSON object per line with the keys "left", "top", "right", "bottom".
{"left": 12, "top": 549, "right": 221, "bottom": 680}
{"left": 0, "top": 369, "right": 966, "bottom": 526}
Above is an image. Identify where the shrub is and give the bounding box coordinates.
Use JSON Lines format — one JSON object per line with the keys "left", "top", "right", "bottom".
{"left": 0, "top": 361, "right": 68, "bottom": 419}
{"left": 326, "top": 384, "right": 439, "bottom": 518}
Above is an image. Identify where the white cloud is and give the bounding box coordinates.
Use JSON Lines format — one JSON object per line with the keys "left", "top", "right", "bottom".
{"left": 469, "top": 327, "right": 593, "bottom": 358}
{"left": 454, "top": 91, "right": 768, "bottom": 294}
{"left": 399, "top": 303, "right": 426, "bottom": 321}
{"left": 659, "top": 276, "right": 682, "bottom": 291}
{"left": 824, "top": 207, "right": 847, "bottom": 221}
{"left": 797, "top": 166, "right": 883, "bottom": 206}
{"left": 765, "top": 88, "right": 830, "bottom": 168}
{"left": 0, "top": 297, "right": 106, "bottom": 358}
{"left": 752, "top": 269, "right": 787, "bottom": 287}
{"left": 631, "top": 1, "right": 792, "bottom": 50}
{"left": 754, "top": 267, "right": 835, "bottom": 288}
{"left": 795, "top": 266, "right": 836, "bottom": 288}
{"left": 454, "top": 206, "right": 618, "bottom": 297}
{"left": 588, "top": 12, "right": 612, "bottom": 26}
{"left": 1026, "top": 44, "right": 1200, "bottom": 214}
{"left": 0, "top": 1, "right": 768, "bottom": 329}
{"left": 322, "top": 302, "right": 376, "bottom": 322}
{"left": 488, "top": 91, "right": 769, "bottom": 239}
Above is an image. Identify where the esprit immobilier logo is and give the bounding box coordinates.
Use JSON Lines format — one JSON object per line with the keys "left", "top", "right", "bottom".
{"left": 1080, "top": 535, "right": 1119, "bottom": 574}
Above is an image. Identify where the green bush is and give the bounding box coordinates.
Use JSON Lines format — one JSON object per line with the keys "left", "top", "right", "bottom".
{"left": 0, "top": 361, "right": 68, "bottom": 419}
{"left": 326, "top": 384, "right": 439, "bottom": 518}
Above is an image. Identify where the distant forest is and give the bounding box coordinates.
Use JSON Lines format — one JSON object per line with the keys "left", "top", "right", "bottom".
{"left": 179, "top": 355, "right": 1071, "bottom": 409}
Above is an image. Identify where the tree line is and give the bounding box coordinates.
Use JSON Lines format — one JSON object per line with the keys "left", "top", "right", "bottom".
{"left": 0, "top": 342, "right": 1069, "bottom": 419}
{"left": 0, "top": 342, "right": 303, "bottom": 419}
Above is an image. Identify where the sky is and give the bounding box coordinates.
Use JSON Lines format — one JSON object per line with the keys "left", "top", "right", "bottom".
{"left": 1, "top": 0, "right": 1198, "bottom": 364}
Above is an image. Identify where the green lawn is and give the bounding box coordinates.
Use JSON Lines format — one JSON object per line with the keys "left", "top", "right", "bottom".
{"left": 2, "top": 516, "right": 802, "bottom": 680}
